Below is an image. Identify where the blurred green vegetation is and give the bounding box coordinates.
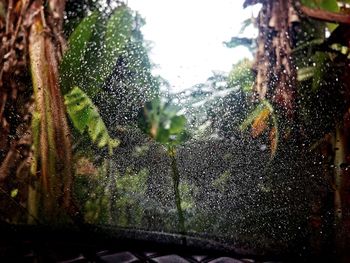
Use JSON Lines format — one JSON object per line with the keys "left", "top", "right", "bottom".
{"left": 65, "top": 0, "right": 350, "bottom": 244}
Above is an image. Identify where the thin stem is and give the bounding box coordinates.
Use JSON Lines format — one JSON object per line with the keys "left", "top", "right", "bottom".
{"left": 108, "top": 158, "right": 118, "bottom": 224}
{"left": 168, "top": 147, "right": 185, "bottom": 234}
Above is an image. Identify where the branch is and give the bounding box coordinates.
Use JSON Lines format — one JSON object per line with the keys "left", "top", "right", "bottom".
{"left": 300, "top": 5, "right": 350, "bottom": 25}
{"left": 5, "top": 0, "right": 13, "bottom": 34}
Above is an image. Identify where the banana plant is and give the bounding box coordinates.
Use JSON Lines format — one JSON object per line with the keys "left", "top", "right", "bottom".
{"left": 138, "top": 98, "right": 189, "bottom": 234}
{"left": 64, "top": 87, "right": 120, "bottom": 155}
{"left": 59, "top": 6, "right": 134, "bottom": 153}
{"left": 59, "top": 7, "right": 135, "bottom": 226}
{"left": 60, "top": 5, "right": 133, "bottom": 97}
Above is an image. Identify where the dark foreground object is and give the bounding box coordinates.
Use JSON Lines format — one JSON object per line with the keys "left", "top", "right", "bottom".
{"left": 0, "top": 224, "right": 327, "bottom": 263}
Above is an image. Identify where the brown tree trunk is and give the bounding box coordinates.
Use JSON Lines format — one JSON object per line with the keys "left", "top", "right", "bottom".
{"left": 251, "top": 0, "right": 298, "bottom": 119}
{"left": 0, "top": 0, "right": 74, "bottom": 223}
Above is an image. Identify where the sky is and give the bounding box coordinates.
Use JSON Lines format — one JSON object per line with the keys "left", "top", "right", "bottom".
{"left": 127, "top": 0, "right": 259, "bottom": 92}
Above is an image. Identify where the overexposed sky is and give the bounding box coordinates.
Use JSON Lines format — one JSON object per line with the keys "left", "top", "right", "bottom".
{"left": 128, "top": 0, "right": 258, "bottom": 92}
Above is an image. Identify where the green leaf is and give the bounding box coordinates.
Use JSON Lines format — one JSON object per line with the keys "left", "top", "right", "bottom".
{"left": 320, "top": 0, "right": 339, "bottom": 12}
{"left": 301, "top": 0, "right": 339, "bottom": 11}
{"left": 60, "top": 12, "right": 99, "bottom": 94}
{"left": 85, "top": 5, "right": 133, "bottom": 92}
{"left": 138, "top": 98, "right": 188, "bottom": 146}
{"left": 297, "top": 51, "right": 330, "bottom": 92}
{"left": 323, "top": 0, "right": 340, "bottom": 32}
{"left": 169, "top": 116, "right": 186, "bottom": 134}
{"left": 105, "top": 5, "right": 133, "bottom": 61}
{"left": 311, "top": 51, "right": 328, "bottom": 91}
{"left": 61, "top": 6, "right": 134, "bottom": 98}
{"left": 155, "top": 127, "right": 170, "bottom": 144}
{"left": 297, "top": 66, "right": 315, "bottom": 81}
{"left": 65, "top": 86, "right": 120, "bottom": 154}
{"left": 327, "top": 23, "right": 338, "bottom": 32}
{"left": 292, "top": 38, "right": 324, "bottom": 54}
{"left": 75, "top": 15, "right": 107, "bottom": 97}
{"left": 10, "top": 189, "right": 18, "bottom": 198}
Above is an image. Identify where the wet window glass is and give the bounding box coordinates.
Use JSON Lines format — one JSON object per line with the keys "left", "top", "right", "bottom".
{"left": 1, "top": 0, "right": 350, "bottom": 260}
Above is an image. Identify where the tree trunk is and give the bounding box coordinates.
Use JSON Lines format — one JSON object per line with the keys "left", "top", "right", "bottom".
{"left": 250, "top": 0, "right": 298, "bottom": 119}
{"left": 0, "top": 0, "right": 74, "bottom": 223}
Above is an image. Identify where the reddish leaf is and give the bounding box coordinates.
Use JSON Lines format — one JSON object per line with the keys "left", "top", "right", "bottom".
{"left": 251, "top": 107, "right": 270, "bottom": 138}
